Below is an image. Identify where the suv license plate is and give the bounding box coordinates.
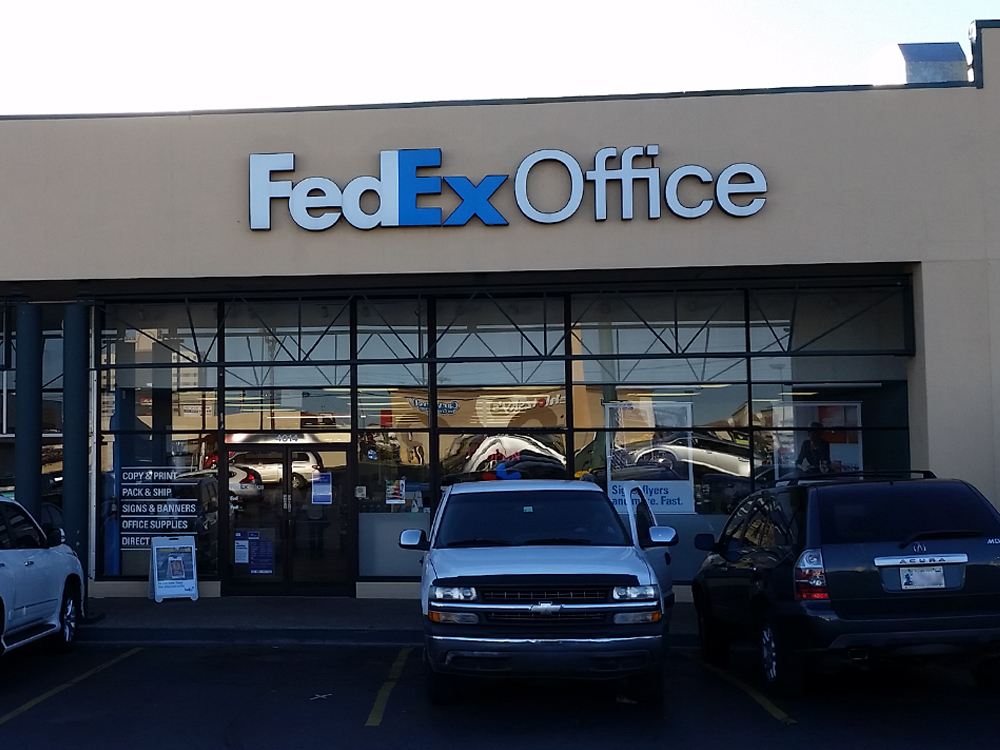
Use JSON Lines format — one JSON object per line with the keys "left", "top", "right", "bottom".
{"left": 900, "top": 565, "right": 945, "bottom": 590}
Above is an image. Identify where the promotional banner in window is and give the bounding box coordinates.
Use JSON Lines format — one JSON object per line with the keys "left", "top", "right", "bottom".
{"left": 605, "top": 401, "right": 695, "bottom": 513}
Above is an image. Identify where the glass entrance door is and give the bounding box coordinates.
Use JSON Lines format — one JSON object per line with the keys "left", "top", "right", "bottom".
{"left": 225, "top": 443, "right": 351, "bottom": 594}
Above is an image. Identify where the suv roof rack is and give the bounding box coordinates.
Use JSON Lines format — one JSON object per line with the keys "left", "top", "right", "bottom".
{"left": 780, "top": 470, "right": 936, "bottom": 486}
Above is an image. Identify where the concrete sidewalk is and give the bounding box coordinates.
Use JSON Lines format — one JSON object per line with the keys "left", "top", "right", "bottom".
{"left": 78, "top": 596, "right": 699, "bottom": 647}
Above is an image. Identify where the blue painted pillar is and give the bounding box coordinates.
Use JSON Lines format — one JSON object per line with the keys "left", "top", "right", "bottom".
{"left": 62, "top": 303, "right": 89, "bottom": 564}
{"left": 15, "top": 303, "right": 43, "bottom": 520}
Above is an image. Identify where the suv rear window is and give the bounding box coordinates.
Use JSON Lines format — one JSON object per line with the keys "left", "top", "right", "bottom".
{"left": 435, "top": 489, "right": 630, "bottom": 548}
{"left": 815, "top": 481, "right": 1000, "bottom": 545}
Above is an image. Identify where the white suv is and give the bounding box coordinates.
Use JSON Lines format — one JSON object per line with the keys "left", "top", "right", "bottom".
{"left": 0, "top": 499, "right": 84, "bottom": 656}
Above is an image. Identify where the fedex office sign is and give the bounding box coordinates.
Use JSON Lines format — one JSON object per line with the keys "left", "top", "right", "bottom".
{"left": 249, "top": 147, "right": 766, "bottom": 231}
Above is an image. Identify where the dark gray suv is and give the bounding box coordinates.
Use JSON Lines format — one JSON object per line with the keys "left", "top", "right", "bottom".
{"left": 692, "top": 474, "right": 1000, "bottom": 694}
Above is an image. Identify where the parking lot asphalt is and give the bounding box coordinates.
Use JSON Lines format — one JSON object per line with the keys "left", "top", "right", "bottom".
{"left": 77, "top": 595, "right": 701, "bottom": 647}
{"left": 1, "top": 640, "right": 998, "bottom": 750}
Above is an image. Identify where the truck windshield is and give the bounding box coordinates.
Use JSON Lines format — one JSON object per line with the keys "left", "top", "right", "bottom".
{"left": 435, "top": 489, "right": 630, "bottom": 548}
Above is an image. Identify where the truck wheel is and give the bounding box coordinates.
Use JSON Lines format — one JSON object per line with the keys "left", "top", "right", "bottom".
{"left": 696, "top": 598, "right": 730, "bottom": 667}
{"left": 427, "top": 669, "right": 459, "bottom": 705}
{"left": 629, "top": 667, "right": 665, "bottom": 708}
{"left": 51, "top": 584, "right": 80, "bottom": 654}
{"left": 757, "top": 609, "right": 802, "bottom": 696}
{"left": 973, "top": 657, "right": 1000, "bottom": 693}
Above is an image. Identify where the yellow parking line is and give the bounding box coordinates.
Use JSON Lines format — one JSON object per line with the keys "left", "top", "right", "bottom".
{"left": 683, "top": 652, "right": 797, "bottom": 725}
{"left": 365, "top": 647, "right": 412, "bottom": 727}
{"left": 0, "top": 647, "right": 143, "bottom": 728}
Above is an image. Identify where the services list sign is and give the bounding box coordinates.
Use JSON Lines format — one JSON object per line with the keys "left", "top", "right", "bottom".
{"left": 119, "top": 467, "right": 204, "bottom": 551}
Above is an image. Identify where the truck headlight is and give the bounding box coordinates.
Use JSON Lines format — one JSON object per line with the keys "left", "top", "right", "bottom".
{"left": 430, "top": 586, "right": 478, "bottom": 601}
{"left": 612, "top": 585, "right": 659, "bottom": 601}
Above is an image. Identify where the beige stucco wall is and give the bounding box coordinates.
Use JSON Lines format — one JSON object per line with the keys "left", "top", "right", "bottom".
{"left": 0, "top": 36, "right": 998, "bottom": 283}
{"left": 3, "top": 26, "right": 1000, "bottom": 502}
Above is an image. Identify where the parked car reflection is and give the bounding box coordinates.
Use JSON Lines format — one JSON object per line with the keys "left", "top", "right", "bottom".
{"left": 441, "top": 433, "right": 566, "bottom": 484}
{"left": 627, "top": 431, "right": 759, "bottom": 479}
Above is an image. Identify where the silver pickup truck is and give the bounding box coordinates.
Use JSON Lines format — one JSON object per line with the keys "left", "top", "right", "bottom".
{"left": 399, "top": 479, "right": 677, "bottom": 706}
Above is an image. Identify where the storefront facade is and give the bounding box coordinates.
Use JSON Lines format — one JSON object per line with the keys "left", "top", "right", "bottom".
{"left": 2, "top": 21, "right": 999, "bottom": 597}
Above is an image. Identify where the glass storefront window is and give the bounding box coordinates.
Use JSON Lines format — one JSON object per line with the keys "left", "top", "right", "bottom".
{"left": 225, "top": 302, "right": 300, "bottom": 364}
{"left": 437, "top": 359, "right": 564, "bottom": 386}
{"left": 436, "top": 296, "right": 564, "bottom": 359}
{"left": 750, "top": 355, "right": 908, "bottom": 383}
{"left": 358, "top": 388, "right": 429, "bottom": 430}
{"left": 357, "top": 299, "right": 426, "bottom": 360}
{"left": 100, "top": 367, "right": 218, "bottom": 433}
{"left": 572, "top": 357, "right": 747, "bottom": 385}
{"left": 751, "top": 381, "right": 908, "bottom": 430}
{"left": 752, "top": 428, "right": 911, "bottom": 487}
{"left": 357, "top": 431, "right": 431, "bottom": 578}
{"left": 299, "top": 301, "right": 351, "bottom": 362}
{"left": 358, "top": 363, "right": 428, "bottom": 386}
{"left": 573, "top": 383, "right": 750, "bottom": 430}
{"left": 101, "top": 302, "right": 219, "bottom": 366}
{"left": 571, "top": 291, "right": 746, "bottom": 357}
{"left": 439, "top": 432, "right": 567, "bottom": 485}
{"left": 428, "top": 386, "right": 566, "bottom": 430}
{"left": 99, "top": 432, "right": 219, "bottom": 578}
{"left": 749, "top": 286, "right": 909, "bottom": 354}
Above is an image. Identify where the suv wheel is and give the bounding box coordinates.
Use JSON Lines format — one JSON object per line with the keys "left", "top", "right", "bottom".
{"left": 51, "top": 584, "right": 80, "bottom": 653}
{"left": 973, "top": 657, "right": 1000, "bottom": 693}
{"left": 291, "top": 473, "right": 307, "bottom": 490}
{"left": 757, "top": 609, "right": 802, "bottom": 695}
{"left": 696, "top": 597, "right": 730, "bottom": 667}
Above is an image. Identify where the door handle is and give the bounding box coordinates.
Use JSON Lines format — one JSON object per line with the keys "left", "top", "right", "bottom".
{"left": 24, "top": 560, "right": 35, "bottom": 567}
{"left": 0, "top": 561, "right": 5, "bottom": 568}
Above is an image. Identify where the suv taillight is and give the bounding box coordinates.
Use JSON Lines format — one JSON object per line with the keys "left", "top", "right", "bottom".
{"left": 794, "top": 548, "right": 829, "bottom": 600}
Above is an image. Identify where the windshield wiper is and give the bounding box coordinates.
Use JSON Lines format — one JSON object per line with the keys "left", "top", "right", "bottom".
{"left": 898, "top": 529, "right": 982, "bottom": 549}
{"left": 442, "top": 538, "right": 514, "bottom": 548}
{"left": 522, "top": 537, "right": 593, "bottom": 546}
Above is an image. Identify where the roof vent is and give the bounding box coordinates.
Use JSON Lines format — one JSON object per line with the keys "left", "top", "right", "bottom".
{"left": 897, "top": 42, "right": 969, "bottom": 83}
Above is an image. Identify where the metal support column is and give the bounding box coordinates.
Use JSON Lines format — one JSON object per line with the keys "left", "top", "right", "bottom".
{"left": 14, "top": 303, "right": 43, "bottom": 519}
{"left": 62, "top": 303, "right": 89, "bottom": 565}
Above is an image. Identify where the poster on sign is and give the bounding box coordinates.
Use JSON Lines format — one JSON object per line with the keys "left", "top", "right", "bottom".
{"left": 386, "top": 478, "right": 406, "bottom": 505}
{"left": 148, "top": 536, "right": 199, "bottom": 602}
{"left": 311, "top": 472, "right": 333, "bottom": 505}
{"left": 605, "top": 401, "right": 695, "bottom": 514}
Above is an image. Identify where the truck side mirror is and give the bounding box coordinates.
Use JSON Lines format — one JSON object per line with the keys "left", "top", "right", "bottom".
{"left": 647, "top": 526, "right": 678, "bottom": 546}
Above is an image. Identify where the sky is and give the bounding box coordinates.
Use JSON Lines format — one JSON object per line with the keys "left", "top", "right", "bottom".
{"left": 2, "top": 0, "right": 998, "bottom": 116}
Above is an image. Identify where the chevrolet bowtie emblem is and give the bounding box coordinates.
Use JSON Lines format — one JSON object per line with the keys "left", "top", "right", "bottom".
{"left": 530, "top": 602, "right": 562, "bottom": 615}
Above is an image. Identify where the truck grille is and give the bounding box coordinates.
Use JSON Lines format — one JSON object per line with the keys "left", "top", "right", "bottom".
{"left": 478, "top": 587, "right": 611, "bottom": 604}
{"left": 485, "top": 611, "right": 607, "bottom": 624}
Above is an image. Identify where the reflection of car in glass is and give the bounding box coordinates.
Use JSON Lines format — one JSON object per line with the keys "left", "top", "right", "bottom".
{"left": 177, "top": 465, "right": 264, "bottom": 500}
{"left": 440, "top": 434, "right": 565, "bottom": 484}
{"left": 400, "top": 480, "right": 678, "bottom": 706}
{"left": 629, "top": 432, "right": 758, "bottom": 479}
{"left": 217, "top": 451, "right": 322, "bottom": 489}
